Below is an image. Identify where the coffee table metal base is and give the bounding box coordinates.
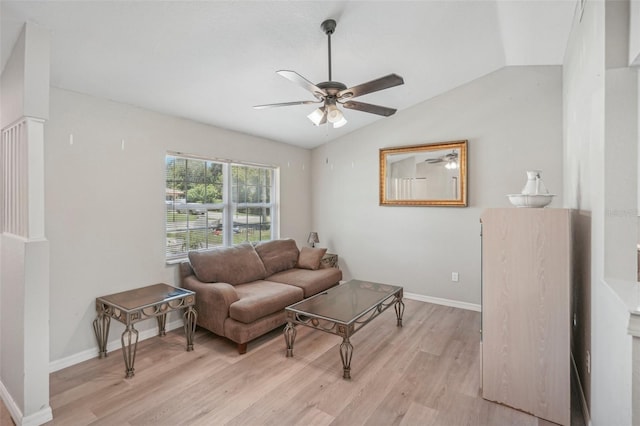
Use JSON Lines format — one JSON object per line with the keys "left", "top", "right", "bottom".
{"left": 284, "top": 281, "right": 404, "bottom": 380}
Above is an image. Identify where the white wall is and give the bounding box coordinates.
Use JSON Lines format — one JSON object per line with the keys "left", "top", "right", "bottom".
{"left": 0, "top": 236, "right": 26, "bottom": 416}
{"left": 563, "top": 2, "right": 605, "bottom": 415}
{"left": 564, "top": 0, "right": 638, "bottom": 424}
{"left": 311, "top": 66, "right": 563, "bottom": 306}
{"left": 605, "top": 68, "right": 638, "bottom": 281}
{"left": 0, "top": 24, "right": 50, "bottom": 127}
{"left": 0, "top": 26, "right": 26, "bottom": 127}
{"left": 44, "top": 88, "right": 313, "bottom": 363}
{"left": 604, "top": 0, "right": 639, "bottom": 283}
{"left": 630, "top": 0, "right": 640, "bottom": 66}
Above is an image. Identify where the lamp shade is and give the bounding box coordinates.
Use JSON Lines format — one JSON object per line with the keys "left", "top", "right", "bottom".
{"left": 307, "top": 232, "right": 319, "bottom": 247}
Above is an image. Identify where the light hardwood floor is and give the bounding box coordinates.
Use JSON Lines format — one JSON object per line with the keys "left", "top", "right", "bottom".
{"left": 1, "top": 397, "right": 13, "bottom": 425}
{"left": 43, "top": 300, "right": 584, "bottom": 425}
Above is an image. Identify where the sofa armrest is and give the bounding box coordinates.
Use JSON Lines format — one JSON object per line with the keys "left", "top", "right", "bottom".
{"left": 182, "top": 275, "right": 239, "bottom": 336}
{"left": 179, "top": 261, "right": 195, "bottom": 280}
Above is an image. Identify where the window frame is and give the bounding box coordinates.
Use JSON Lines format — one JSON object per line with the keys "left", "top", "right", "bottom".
{"left": 165, "top": 152, "right": 279, "bottom": 263}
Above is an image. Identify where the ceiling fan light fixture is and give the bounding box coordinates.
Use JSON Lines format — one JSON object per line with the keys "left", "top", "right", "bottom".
{"left": 326, "top": 104, "right": 343, "bottom": 123}
{"left": 445, "top": 160, "right": 459, "bottom": 170}
{"left": 332, "top": 115, "right": 348, "bottom": 128}
{"left": 307, "top": 107, "right": 325, "bottom": 126}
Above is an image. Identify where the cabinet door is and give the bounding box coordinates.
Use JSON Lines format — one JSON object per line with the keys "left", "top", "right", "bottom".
{"left": 481, "top": 208, "right": 570, "bottom": 426}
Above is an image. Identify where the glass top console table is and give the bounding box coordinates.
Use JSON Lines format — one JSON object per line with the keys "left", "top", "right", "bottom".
{"left": 284, "top": 279, "right": 404, "bottom": 379}
{"left": 93, "top": 283, "right": 197, "bottom": 378}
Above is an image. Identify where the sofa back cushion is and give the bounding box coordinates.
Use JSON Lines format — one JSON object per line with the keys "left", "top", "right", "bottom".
{"left": 188, "top": 243, "right": 267, "bottom": 285}
{"left": 254, "top": 239, "right": 300, "bottom": 276}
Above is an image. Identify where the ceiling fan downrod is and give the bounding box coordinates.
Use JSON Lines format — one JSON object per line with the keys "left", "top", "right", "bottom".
{"left": 321, "top": 19, "right": 336, "bottom": 82}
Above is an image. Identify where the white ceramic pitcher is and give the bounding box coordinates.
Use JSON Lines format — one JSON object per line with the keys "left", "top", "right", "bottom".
{"left": 521, "top": 170, "right": 548, "bottom": 195}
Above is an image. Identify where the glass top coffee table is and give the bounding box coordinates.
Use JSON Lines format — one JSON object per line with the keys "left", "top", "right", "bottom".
{"left": 284, "top": 279, "right": 404, "bottom": 379}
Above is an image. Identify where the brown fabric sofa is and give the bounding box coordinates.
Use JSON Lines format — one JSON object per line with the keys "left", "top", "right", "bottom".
{"left": 179, "top": 239, "right": 342, "bottom": 354}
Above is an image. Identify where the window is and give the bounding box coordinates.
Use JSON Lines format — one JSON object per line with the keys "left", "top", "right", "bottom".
{"left": 165, "top": 153, "right": 278, "bottom": 261}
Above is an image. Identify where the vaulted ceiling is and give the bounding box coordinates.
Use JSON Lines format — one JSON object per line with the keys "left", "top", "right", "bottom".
{"left": 1, "top": 1, "right": 576, "bottom": 149}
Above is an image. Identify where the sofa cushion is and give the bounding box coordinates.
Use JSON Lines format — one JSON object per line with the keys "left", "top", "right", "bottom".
{"left": 224, "top": 311, "right": 288, "bottom": 345}
{"left": 229, "top": 280, "right": 304, "bottom": 324}
{"left": 188, "top": 243, "right": 267, "bottom": 285}
{"left": 254, "top": 239, "right": 300, "bottom": 276}
{"left": 267, "top": 267, "right": 342, "bottom": 298}
{"left": 296, "top": 247, "right": 327, "bottom": 270}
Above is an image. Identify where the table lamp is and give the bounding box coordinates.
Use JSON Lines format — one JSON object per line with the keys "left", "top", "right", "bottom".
{"left": 307, "top": 232, "right": 319, "bottom": 248}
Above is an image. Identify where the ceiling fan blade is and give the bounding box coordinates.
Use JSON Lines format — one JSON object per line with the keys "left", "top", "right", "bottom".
{"left": 338, "top": 73, "right": 404, "bottom": 99}
{"left": 253, "top": 100, "right": 321, "bottom": 109}
{"left": 277, "top": 70, "right": 327, "bottom": 99}
{"left": 341, "top": 100, "right": 397, "bottom": 117}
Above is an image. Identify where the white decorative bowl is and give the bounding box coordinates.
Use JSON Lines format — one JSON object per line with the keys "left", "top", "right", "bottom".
{"left": 507, "top": 194, "right": 555, "bottom": 208}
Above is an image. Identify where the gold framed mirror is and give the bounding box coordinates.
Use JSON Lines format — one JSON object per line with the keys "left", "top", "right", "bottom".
{"left": 379, "top": 140, "right": 467, "bottom": 206}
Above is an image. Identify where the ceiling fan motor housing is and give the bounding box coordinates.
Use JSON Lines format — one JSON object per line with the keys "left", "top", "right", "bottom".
{"left": 317, "top": 81, "right": 347, "bottom": 98}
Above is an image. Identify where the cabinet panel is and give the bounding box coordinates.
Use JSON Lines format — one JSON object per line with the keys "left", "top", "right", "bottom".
{"left": 481, "top": 208, "right": 570, "bottom": 426}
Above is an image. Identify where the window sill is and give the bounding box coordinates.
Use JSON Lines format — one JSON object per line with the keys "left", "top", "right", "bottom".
{"left": 166, "top": 257, "right": 187, "bottom": 266}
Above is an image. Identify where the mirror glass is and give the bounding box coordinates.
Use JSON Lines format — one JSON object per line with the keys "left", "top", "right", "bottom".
{"left": 379, "top": 140, "right": 467, "bottom": 206}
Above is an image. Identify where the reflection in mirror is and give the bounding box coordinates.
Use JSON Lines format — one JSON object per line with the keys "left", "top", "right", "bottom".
{"left": 380, "top": 140, "right": 467, "bottom": 206}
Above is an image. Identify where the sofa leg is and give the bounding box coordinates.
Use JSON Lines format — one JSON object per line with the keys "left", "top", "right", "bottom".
{"left": 237, "top": 343, "right": 247, "bottom": 354}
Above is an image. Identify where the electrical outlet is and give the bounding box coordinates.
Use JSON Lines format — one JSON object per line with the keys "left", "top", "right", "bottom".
{"left": 586, "top": 350, "right": 591, "bottom": 374}
{"left": 451, "top": 272, "right": 459, "bottom": 282}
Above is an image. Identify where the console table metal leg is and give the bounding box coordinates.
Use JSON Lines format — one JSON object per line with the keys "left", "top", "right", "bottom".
{"left": 121, "top": 324, "right": 139, "bottom": 378}
{"left": 284, "top": 322, "right": 297, "bottom": 357}
{"left": 395, "top": 298, "right": 405, "bottom": 327}
{"left": 340, "top": 338, "right": 353, "bottom": 379}
{"left": 157, "top": 314, "right": 167, "bottom": 336}
{"left": 92, "top": 313, "right": 110, "bottom": 359}
{"left": 184, "top": 306, "right": 197, "bottom": 351}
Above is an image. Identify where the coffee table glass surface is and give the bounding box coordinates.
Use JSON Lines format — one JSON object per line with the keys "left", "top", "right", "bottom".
{"left": 98, "top": 283, "right": 192, "bottom": 311}
{"left": 284, "top": 279, "right": 404, "bottom": 379}
{"left": 286, "top": 280, "right": 402, "bottom": 323}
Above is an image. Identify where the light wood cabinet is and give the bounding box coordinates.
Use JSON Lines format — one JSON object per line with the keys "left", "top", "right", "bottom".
{"left": 481, "top": 208, "right": 570, "bottom": 426}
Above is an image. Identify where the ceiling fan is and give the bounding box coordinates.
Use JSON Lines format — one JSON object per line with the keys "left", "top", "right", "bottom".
{"left": 253, "top": 19, "right": 404, "bottom": 128}
{"left": 424, "top": 151, "right": 459, "bottom": 169}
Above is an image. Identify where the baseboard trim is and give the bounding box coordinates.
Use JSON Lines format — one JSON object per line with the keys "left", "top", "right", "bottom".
{"left": 49, "top": 319, "right": 184, "bottom": 373}
{"left": 0, "top": 379, "right": 53, "bottom": 426}
{"left": 20, "top": 406, "right": 53, "bottom": 426}
{"left": 404, "top": 292, "right": 481, "bottom": 312}
{"left": 571, "top": 352, "right": 592, "bottom": 426}
{"left": 0, "top": 380, "right": 20, "bottom": 425}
